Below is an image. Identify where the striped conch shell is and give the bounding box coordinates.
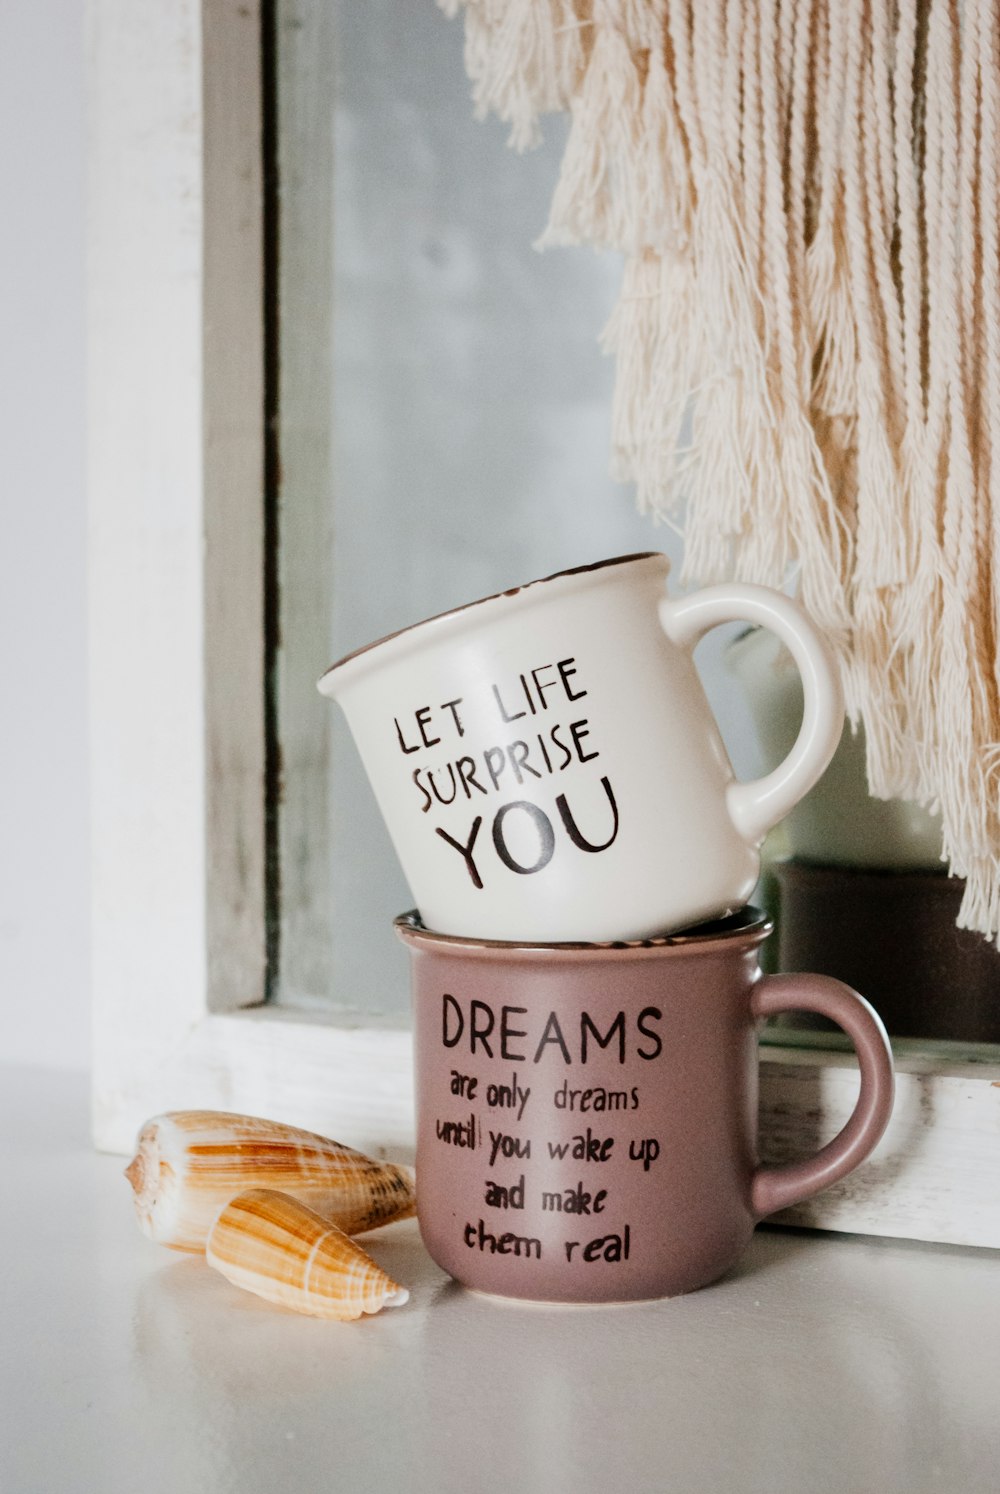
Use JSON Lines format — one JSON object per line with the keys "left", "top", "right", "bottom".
{"left": 125, "top": 1110, "right": 416, "bottom": 1252}
{"left": 206, "top": 1188, "right": 409, "bottom": 1320}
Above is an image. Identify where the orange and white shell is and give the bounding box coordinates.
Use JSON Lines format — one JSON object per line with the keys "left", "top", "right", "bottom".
{"left": 206, "top": 1189, "right": 409, "bottom": 1320}
{"left": 124, "top": 1110, "right": 416, "bottom": 1252}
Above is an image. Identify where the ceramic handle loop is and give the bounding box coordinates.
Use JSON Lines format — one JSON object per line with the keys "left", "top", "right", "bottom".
{"left": 750, "top": 973, "right": 895, "bottom": 1218}
{"left": 659, "top": 583, "right": 845, "bottom": 844}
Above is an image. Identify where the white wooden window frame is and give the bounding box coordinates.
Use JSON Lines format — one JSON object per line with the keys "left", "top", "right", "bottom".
{"left": 89, "top": 0, "right": 1000, "bottom": 1246}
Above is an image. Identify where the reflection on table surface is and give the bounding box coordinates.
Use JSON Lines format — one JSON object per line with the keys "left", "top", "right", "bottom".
{"left": 4, "top": 1067, "right": 1000, "bottom": 1494}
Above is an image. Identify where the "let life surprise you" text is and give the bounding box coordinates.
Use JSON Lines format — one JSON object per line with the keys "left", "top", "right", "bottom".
{"left": 393, "top": 656, "right": 621, "bottom": 889}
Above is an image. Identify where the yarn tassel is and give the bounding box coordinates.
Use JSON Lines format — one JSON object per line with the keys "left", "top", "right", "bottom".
{"left": 440, "top": 0, "right": 1000, "bottom": 946}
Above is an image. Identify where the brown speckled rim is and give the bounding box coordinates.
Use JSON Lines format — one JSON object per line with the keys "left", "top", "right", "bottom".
{"left": 393, "top": 906, "right": 772, "bottom": 960}
{"left": 318, "top": 551, "right": 666, "bottom": 693}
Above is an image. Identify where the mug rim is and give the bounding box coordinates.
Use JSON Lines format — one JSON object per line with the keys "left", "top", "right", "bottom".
{"left": 317, "top": 550, "right": 667, "bottom": 695}
{"left": 393, "top": 906, "right": 773, "bottom": 959}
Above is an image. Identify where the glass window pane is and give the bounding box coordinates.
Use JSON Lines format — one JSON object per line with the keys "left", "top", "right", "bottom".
{"left": 273, "top": 1, "right": 754, "bottom": 1014}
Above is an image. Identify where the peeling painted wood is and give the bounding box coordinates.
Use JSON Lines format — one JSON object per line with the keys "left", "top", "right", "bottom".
{"left": 90, "top": 0, "right": 266, "bottom": 1108}
{"left": 272, "top": 0, "right": 335, "bottom": 1005}
{"left": 94, "top": 1006, "right": 1000, "bottom": 1248}
{"left": 760, "top": 1044, "right": 1000, "bottom": 1246}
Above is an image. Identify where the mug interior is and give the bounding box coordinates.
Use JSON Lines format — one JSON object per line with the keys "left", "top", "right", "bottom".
{"left": 394, "top": 905, "right": 772, "bottom": 956}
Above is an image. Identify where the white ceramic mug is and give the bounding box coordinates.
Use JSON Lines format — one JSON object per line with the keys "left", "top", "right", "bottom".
{"left": 318, "top": 553, "right": 844, "bottom": 942}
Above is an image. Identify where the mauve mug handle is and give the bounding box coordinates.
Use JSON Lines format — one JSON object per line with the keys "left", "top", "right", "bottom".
{"left": 750, "top": 973, "right": 895, "bottom": 1217}
{"left": 659, "top": 583, "right": 844, "bottom": 844}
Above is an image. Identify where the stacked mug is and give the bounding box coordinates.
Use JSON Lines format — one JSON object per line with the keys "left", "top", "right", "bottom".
{"left": 318, "top": 553, "right": 894, "bottom": 1303}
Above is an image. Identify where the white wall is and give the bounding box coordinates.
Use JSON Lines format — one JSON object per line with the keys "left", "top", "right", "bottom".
{"left": 0, "top": 0, "right": 89, "bottom": 1068}
{"left": 0, "top": 2, "right": 761, "bottom": 1066}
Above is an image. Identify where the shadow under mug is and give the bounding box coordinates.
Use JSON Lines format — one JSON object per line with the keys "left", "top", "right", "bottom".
{"left": 396, "top": 908, "right": 894, "bottom": 1304}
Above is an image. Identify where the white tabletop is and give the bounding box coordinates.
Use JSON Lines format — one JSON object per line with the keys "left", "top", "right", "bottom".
{"left": 2, "top": 1064, "right": 998, "bottom": 1494}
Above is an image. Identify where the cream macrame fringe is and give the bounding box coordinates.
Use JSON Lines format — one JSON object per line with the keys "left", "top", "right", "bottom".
{"left": 440, "top": 0, "right": 1000, "bottom": 943}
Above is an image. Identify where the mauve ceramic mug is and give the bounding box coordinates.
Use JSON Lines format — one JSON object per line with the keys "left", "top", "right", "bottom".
{"left": 396, "top": 909, "right": 894, "bottom": 1303}
{"left": 319, "top": 553, "right": 844, "bottom": 943}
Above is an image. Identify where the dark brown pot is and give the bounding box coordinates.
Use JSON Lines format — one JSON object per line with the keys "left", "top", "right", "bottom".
{"left": 774, "top": 860, "right": 1000, "bottom": 1043}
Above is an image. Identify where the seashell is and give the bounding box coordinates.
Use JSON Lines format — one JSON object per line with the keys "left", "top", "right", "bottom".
{"left": 125, "top": 1110, "right": 415, "bottom": 1252}
{"left": 206, "top": 1189, "right": 409, "bottom": 1320}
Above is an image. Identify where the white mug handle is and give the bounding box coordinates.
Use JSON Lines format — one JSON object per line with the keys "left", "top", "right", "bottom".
{"left": 659, "top": 583, "right": 844, "bottom": 845}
